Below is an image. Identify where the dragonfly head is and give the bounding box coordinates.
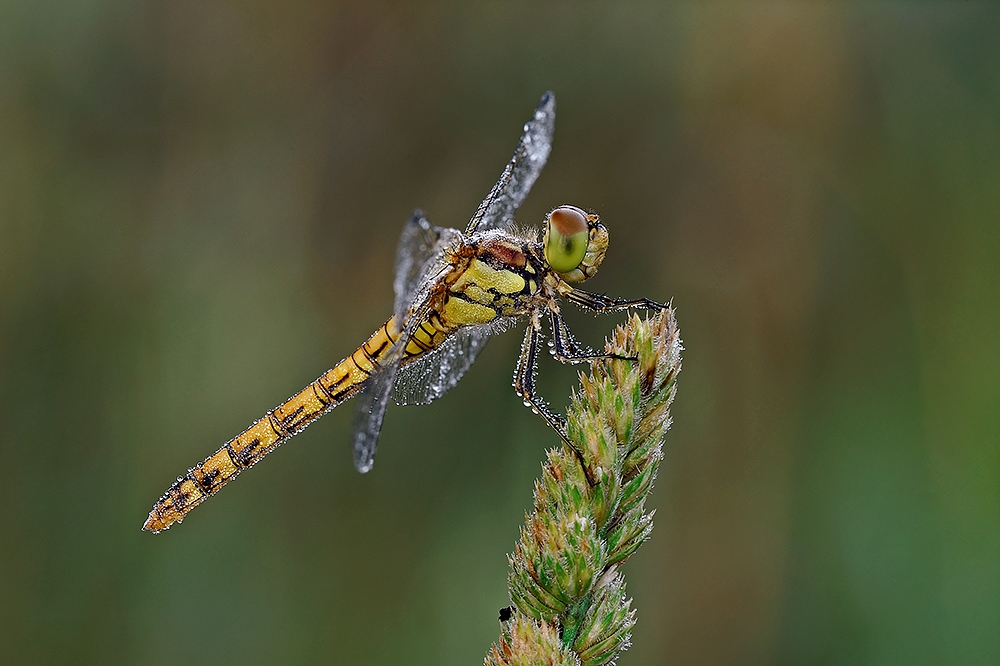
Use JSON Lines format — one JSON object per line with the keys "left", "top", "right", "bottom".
{"left": 544, "top": 205, "right": 608, "bottom": 284}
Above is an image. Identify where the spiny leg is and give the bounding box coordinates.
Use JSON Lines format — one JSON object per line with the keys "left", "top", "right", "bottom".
{"left": 513, "top": 316, "right": 562, "bottom": 430}
{"left": 562, "top": 287, "right": 668, "bottom": 314}
{"left": 513, "top": 314, "right": 596, "bottom": 486}
{"left": 548, "top": 309, "right": 633, "bottom": 365}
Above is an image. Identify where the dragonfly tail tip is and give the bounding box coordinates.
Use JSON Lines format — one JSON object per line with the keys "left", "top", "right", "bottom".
{"left": 142, "top": 510, "right": 167, "bottom": 534}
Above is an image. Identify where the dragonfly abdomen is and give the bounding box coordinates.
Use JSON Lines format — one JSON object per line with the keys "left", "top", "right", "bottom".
{"left": 142, "top": 315, "right": 443, "bottom": 533}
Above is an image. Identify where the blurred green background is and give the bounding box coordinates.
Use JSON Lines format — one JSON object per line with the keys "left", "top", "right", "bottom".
{"left": 1, "top": 2, "right": 998, "bottom": 664}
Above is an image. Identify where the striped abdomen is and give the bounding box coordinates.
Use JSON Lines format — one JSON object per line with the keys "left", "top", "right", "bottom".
{"left": 142, "top": 313, "right": 448, "bottom": 532}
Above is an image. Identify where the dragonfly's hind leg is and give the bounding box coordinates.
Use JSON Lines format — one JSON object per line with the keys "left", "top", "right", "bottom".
{"left": 548, "top": 309, "right": 633, "bottom": 364}
{"left": 513, "top": 315, "right": 597, "bottom": 486}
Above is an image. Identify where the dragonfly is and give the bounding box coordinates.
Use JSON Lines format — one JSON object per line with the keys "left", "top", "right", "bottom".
{"left": 143, "top": 91, "right": 667, "bottom": 533}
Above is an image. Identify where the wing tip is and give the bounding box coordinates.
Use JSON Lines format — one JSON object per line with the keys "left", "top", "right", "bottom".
{"left": 537, "top": 91, "right": 556, "bottom": 117}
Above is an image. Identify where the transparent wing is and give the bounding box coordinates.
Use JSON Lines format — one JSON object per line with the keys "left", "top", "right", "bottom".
{"left": 351, "top": 354, "right": 399, "bottom": 473}
{"left": 354, "top": 211, "right": 464, "bottom": 473}
{"left": 391, "top": 318, "right": 513, "bottom": 406}
{"left": 393, "top": 210, "right": 460, "bottom": 323}
{"left": 465, "top": 91, "right": 556, "bottom": 236}
{"left": 351, "top": 299, "right": 433, "bottom": 473}
{"left": 352, "top": 214, "right": 434, "bottom": 473}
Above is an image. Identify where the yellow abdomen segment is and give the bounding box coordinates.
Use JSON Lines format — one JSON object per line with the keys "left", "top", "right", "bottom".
{"left": 143, "top": 314, "right": 444, "bottom": 533}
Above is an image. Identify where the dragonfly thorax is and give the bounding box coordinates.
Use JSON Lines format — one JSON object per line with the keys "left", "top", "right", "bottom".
{"left": 438, "top": 236, "right": 543, "bottom": 327}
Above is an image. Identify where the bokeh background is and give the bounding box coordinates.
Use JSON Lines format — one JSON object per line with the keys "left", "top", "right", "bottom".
{"left": 2, "top": 2, "right": 998, "bottom": 664}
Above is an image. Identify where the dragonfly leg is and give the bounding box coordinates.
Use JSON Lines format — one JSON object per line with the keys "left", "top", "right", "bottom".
{"left": 548, "top": 309, "right": 633, "bottom": 364}
{"left": 562, "top": 287, "right": 668, "bottom": 314}
{"left": 513, "top": 315, "right": 596, "bottom": 486}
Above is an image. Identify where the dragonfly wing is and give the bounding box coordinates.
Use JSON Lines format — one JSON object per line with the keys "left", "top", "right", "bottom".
{"left": 391, "top": 318, "right": 513, "bottom": 406}
{"left": 393, "top": 210, "right": 438, "bottom": 321}
{"left": 352, "top": 299, "right": 433, "bottom": 473}
{"left": 465, "top": 92, "right": 556, "bottom": 236}
{"left": 357, "top": 209, "right": 463, "bottom": 473}
{"left": 351, "top": 353, "right": 400, "bottom": 473}
{"left": 393, "top": 210, "right": 463, "bottom": 324}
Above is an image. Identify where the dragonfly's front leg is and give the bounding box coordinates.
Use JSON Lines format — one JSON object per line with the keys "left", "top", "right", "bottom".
{"left": 513, "top": 312, "right": 596, "bottom": 486}
{"left": 561, "top": 286, "right": 668, "bottom": 314}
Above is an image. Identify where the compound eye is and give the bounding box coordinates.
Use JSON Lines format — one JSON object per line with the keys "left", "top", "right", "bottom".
{"left": 545, "top": 206, "right": 589, "bottom": 273}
